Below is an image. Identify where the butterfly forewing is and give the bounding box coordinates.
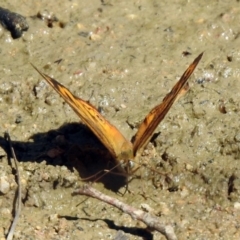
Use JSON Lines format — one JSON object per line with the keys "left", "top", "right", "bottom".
{"left": 32, "top": 65, "right": 133, "bottom": 161}
{"left": 132, "top": 52, "right": 203, "bottom": 156}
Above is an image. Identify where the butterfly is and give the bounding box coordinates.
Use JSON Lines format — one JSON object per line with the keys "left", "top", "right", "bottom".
{"left": 32, "top": 53, "right": 203, "bottom": 174}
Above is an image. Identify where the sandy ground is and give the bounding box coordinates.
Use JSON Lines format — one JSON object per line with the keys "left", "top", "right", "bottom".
{"left": 1, "top": 0, "right": 240, "bottom": 239}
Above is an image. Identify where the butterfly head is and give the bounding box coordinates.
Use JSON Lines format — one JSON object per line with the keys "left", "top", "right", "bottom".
{"left": 112, "top": 140, "right": 137, "bottom": 175}
{"left": 124, "top": 159, "right": 138, "bottom": 175}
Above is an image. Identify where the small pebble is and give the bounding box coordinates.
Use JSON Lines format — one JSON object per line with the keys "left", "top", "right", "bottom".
{"left": 186, "top": 163, "right": 193, "bottom": 171}
{"left": 234, "top": 202, "right": 240, "bottom": 210}
{"left": 234, "top": 132, "right": 240, "bottom": 142}
{"left": 1, "top": 207, "right": 11, "bottom": 216}
{"left": 120, "top": 104, "right": 126, "bottom": 109}
{"left": 180, "top": 186, "right": 189, "bottom": 198}
{"left": 0, "top": 176, "right": 10, "bottom": 194}
{"left": 158, "top": 202, "right": 170, "bottom": 215}
{"left": 49, "top": 214, "right": 58, "bottom": 222}
{"left": 141, "top": 203, "right": 155, "bottom": 214}
{"left": 0, "top": 146, "right": 6, "bottom": 157}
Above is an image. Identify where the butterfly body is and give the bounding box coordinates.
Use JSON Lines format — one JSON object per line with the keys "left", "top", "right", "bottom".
{"left": 32, "top": 52, "right": 203, "bottom": 175}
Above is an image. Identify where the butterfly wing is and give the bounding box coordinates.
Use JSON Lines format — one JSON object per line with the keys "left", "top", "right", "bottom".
{"left": 32, "top": 65, "right": 133, "bottom": 161}
{"left": 132, "top": 52, "right": 203, "bottom": 156}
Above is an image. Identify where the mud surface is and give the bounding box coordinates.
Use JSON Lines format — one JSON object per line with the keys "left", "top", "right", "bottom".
{"left": 1, "top": 1, "right": 240, "bottom": 239}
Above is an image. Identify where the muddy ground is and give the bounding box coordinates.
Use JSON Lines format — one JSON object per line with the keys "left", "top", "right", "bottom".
{"left": 1, "top": 1, "right": 240, "bottom": 239}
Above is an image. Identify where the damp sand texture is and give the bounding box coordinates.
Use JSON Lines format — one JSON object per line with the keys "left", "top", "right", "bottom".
{"left": 1, "top": 1, "right": 240, "bottom": 240}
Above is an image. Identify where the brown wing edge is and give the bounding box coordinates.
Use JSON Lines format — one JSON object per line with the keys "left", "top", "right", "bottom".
{"left": 132, "top": 52, "right": 203, "bottom": 156}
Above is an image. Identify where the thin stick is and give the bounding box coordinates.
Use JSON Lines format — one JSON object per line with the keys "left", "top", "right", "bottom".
{"left": 5, "top": 132, "right": 22, "bottom": 240}
{"left": 73, "top": 185, "right": 177, "bottom": 240}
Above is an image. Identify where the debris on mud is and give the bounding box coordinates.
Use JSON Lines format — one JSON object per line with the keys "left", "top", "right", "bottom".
{"left": 0, "top": 7, "right": 28, "bottom": 38}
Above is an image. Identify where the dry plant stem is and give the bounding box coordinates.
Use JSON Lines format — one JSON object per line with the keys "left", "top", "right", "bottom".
{"left": 5, "top": 132, "right": 22, "bottom": 240}
{"left": 73, "top": 185, "right": 177, "bottom": 240}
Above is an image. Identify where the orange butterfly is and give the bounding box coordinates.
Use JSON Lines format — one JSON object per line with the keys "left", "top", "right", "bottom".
{"left": 32, "top": 53, "right": 203, "bottom": 174}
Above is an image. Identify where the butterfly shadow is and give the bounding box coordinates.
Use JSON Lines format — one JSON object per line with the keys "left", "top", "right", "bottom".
{"left": 58, "top": 215, "right": 153, "bottom": 239}
{"left": 0, "top": 122, "right": 127, "bottom": 192}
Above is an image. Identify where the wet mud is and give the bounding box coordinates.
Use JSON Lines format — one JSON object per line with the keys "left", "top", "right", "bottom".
{"left": 1, "top": 1, "right": 240, "bottom": 239}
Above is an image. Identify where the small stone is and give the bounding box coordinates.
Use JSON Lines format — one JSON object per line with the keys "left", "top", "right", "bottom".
{"left": 158, "top": 202, "right": 170, "bottom": 215}
{"left": 89, "top": 32, "right": 101, "bottom": 41}
{"left": 35, "top": 225, "right": 41, "bottom": 230}
{"left": 141, "top": 203, "right": 155, "bottom": 214}
{"left": 49, "top": 214, "right": 58, "bottom": 222}
{"left": 186, "top": 163, "right": 193, "bottom": 171}
{"left": 0, "top": 146, "right": 6, "bottom": 157}
{"left": 0, "top": 176, "right": 10, "bottom": 194}
{"left": 114, "top": 230, "right": 129, "bottom": 240}
{"left": 62, "top": 174, "right": 78, "bottom": 188}
{"left": 234, "top": 202, "right": 240, "bottom": 210}
{"left": 180, "top": 186, "right": 189, "bottom": 198}
{"left": 1, "top": 207, "right": 11, "bottom": 216}
{"left": 234, "top": 133, "right": 240, "bottom": 142}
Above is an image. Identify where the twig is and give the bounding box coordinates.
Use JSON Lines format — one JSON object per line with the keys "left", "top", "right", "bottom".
{"left": 5, "top": 132, "right": 21, "bottom": 240}
{"left": 73, "top": 185, "right": 177, "bottom": 240}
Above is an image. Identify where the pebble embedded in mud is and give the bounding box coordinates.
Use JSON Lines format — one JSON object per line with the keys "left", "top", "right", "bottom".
{"left": 25, "top": 189, "right": 43, "bottom": 208}
{"left": 48, "top": 213, "right": 59, "bottom": 223}
{"left": 61, "top": 174, "right": 78, "bottom": 188}
{"left": 0, "top": 176, "right": 10, "bottom": 194}
{"left": 0, "top": 147, "right": 6, "bottom": 158}
{"left": 157, "top": 202, "right": 170, "bottom": 216}
{"left": 180, "top": 186, "right": 190, "bottom": 198}
{"left": 1, "top": 207, "right": 11, "bottom": 217}
{"left": 233, "top": 202, "right": 240, "bottom": 210}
